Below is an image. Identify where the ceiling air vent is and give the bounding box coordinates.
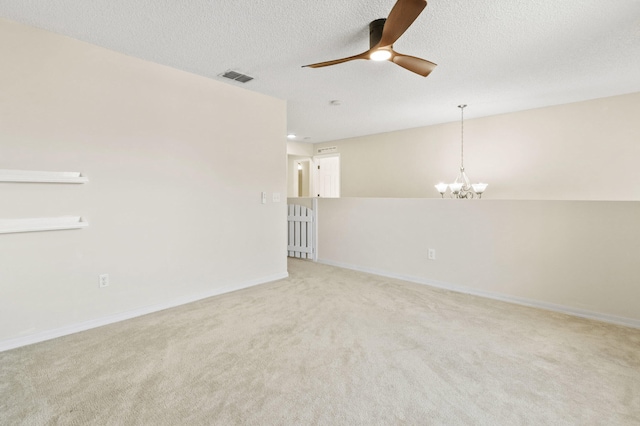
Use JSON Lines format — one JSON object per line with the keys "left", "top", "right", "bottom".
{"left": 317, "top": 146, "right": 337, "bottom": 154}
{"left": 220, "top": 70, "right": 254, "bottom": 83}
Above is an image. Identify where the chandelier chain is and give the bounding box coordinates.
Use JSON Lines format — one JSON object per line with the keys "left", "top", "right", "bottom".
{"left": 459, "top": 104, "right": 466, "bottom": 169}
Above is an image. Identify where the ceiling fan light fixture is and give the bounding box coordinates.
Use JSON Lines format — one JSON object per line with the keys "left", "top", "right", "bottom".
{"left": 370, "top": 49, "right": 392, "bottom": 61}
{"left": 302, "top": 0, "right": 435, "bottom": 77}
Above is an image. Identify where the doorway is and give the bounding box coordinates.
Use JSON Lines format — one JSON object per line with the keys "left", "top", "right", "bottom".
{"left": 296, "top": 160, "right": 311, "bottom": 197}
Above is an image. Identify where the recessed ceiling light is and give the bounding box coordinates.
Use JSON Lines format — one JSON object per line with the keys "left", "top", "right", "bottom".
{"left": 287, "top": 134, "right": 296, "bottom": 139}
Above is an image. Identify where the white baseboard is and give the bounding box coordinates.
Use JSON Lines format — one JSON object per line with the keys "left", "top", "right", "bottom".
{"left": 317, "top": 259, "right": 640, "bottom": 329}
{"left": 0, "top": 271, "right": 289, "bottom": 353}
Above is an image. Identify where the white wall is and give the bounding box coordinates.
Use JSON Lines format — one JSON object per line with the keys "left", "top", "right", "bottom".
{"left": 313, "top": 93, "right": 640, "bottom": 200}
{"left": 317, "top": 198, "right": 640, "bottom": 326}
{"left": 0, "top": 19, "right": 287, "bottom": 348}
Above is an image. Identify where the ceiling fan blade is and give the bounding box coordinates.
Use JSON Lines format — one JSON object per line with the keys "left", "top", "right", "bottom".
{"left": 303, "top": 51, "right": 371, "bottom": 68}
{"left": 391, "top": 53, "right": 437, "bottom": 77}
{"left": 378, "top": 0, "right": 427, "bottom": 47}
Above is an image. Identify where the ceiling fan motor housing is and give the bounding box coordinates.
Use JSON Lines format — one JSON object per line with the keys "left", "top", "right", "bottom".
{"left": 369, "top": 18, "right": 387, "bottom": 48}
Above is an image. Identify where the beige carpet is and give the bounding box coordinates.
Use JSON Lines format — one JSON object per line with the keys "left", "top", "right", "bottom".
{"left": 1, "top": 259, "right": 639, "bottom": 425}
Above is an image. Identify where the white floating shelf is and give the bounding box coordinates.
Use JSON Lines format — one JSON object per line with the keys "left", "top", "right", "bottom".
{"left": 0, "top": 217, "right": 88, "bottom": 234}
{"left": 0, "top": 169, "right": 88, "bottom": 183}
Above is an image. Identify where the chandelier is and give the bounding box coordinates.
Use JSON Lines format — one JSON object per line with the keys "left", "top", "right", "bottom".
{"left": 435, "top": 104, "right": 488, "bottom": 199}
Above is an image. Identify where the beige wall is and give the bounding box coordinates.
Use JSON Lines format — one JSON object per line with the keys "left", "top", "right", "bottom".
{"left": 317, "top": 198, "right": 640, "bottom": 326}
{"left": 314, "top": 93, "right": 640, "bottom": 200}
{"left": 0, "top": 20, "right": 287, "bottom": 346}
{"left": 287, "top": 141, "right": 314, "bottom": 157}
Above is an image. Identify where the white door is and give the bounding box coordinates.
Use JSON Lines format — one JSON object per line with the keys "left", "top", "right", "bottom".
{"left": 315, "top": 155, "right": 340, "bottom": 198}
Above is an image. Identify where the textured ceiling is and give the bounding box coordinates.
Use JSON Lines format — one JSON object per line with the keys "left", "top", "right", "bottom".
{"left": 2, "top": 0, "right": 639, "bottom": 143}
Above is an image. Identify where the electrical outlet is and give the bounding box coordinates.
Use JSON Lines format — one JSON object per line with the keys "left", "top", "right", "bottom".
{"left": 99, "top": 274, "right": 109, "bottom": 288}
{"left": 428, "top": 249, "right": 436, "bottom": 260}
{"left": 272, "top": 192, "right": 280, "bottom": 203}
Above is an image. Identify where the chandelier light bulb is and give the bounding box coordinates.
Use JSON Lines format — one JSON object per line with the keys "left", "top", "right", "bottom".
{"left": 434, "top": 183, "right": 448, "bottom": 198}
{"left": 471, "top": 183, "right": 488, "bottom": 198}
{"left": 449, "top": 183, "right": 463, "bottom": 194}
